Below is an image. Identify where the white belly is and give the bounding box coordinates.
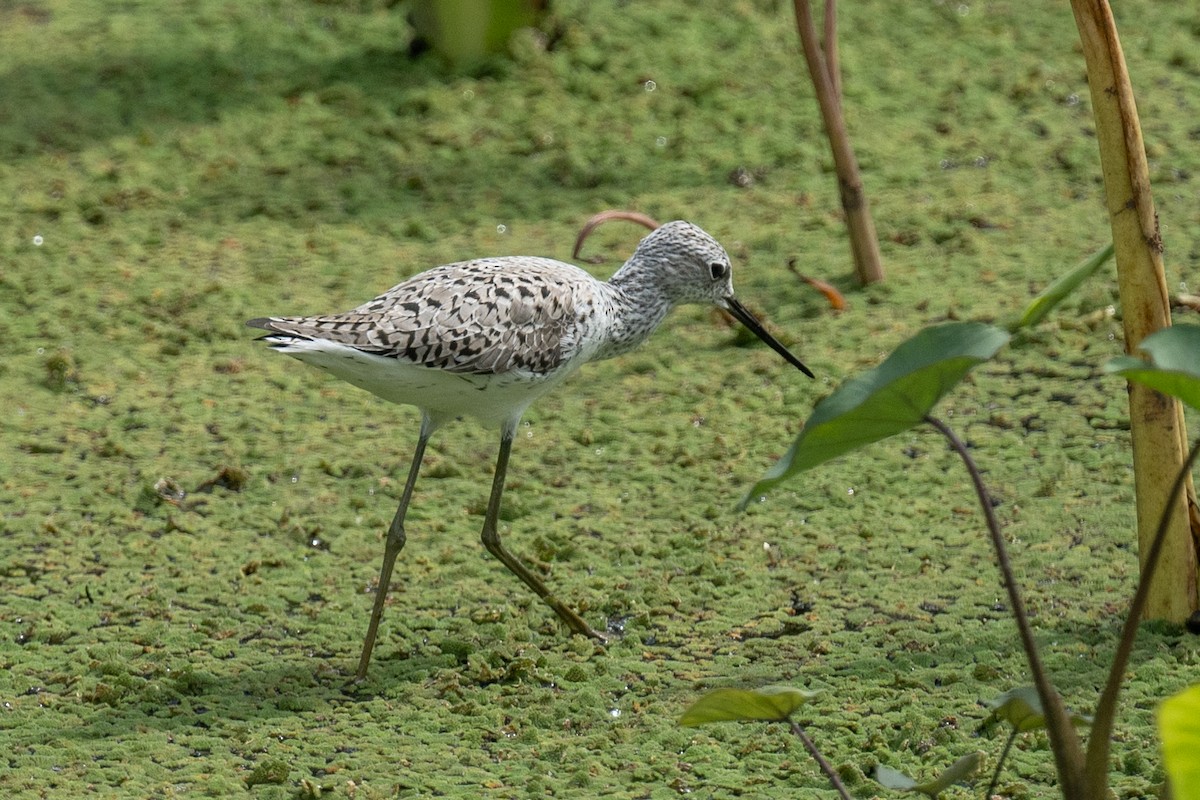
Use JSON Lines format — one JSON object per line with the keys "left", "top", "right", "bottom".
{"left": 267, "top": 336, "right": 575, "bottom": 427}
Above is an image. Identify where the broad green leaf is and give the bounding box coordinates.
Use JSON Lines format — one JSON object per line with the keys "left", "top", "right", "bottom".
{"left": 679, "top": 686, "right": 818, "bottom": 726}
{"left": 874, "top": 753, "right": 982, "bottom": 797}
{"left": 1013, "top": 244, "right": 1114, "bottom": 330}
{"left": 1159, "top": 684, "right": 1200, "bottom": 800}
{"left": 741, "top": 322, "right": 1010, "bottom": 507}
{"left": 1105, "top": 324, "right": 1200, "bottom": 411}
{"left": 984, "top": 687, "right": 1091, "bottom": 733}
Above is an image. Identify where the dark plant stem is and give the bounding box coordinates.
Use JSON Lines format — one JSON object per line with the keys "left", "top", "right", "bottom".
{"left": 1083, "top": 435, "right": 1200, "bottom": 794}
{"left": 788, "top": 719, "right": 854, "bottom": 800}
{"left": 924, "top": 415, "right": 1085, "bottom": 796}
{"left": 985, "top": 728, "right": 1019, "bottom": 800}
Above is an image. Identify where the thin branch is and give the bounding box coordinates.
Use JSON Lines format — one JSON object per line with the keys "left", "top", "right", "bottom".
{"left": 985, "top": 728, "right": 1019, "bottom": 800}
{"left": 924, "top": 414, "right": 1085, "bottom": 795}
{"left": 788, "top": 720, "right": 854, "bottom": 800}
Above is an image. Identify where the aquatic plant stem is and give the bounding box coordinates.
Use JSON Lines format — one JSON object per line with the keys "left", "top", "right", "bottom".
{"left": 1084, "top": 435, "right": 1200, "bottom": 794}
{"left": 822, "top": 0, "right": 840, "bottom": 100}
{"left": 790, "top": 0, "right": 884, "bottom": 285}
{"left": 924, "top": 415, "right": 1085, "bottom": 796}
{"left": 985, "top": 728, "right": 1019, "bottom": 800}
{"left": 788, "top": 720, "right": 853, "bottom": 800}
{"left": 1069, "top": 0, "right": 1199, "bottom": 622}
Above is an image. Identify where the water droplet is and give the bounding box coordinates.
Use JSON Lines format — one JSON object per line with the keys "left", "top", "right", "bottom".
{"left": 291, "top": 474, "right": 299, "bottom": 484}
{"left": 655, "top": 136, "right": 667, "bottom": 148}
{"left": 32, "top": 234, "right": 43, "bottom": 246}
{"left": 594, "top": 447, "right": 605, "bottom": 456}
{"left": 462, "top": 88, "right": 475, "bottom": 100}
{"left": 525, "top": 431, "right": 533, "bottom": 439}
{"left": 847, "top": 487, "right": 856, "bottom": 496}
{"left": 608, "top": 708, "right": 621, "bottom": 718}
{"left": 1066, "top": 93, "right": 1080, "bottom": 106}
{"left": 643, "top": 80, "right": 657, "bottom": 92}
{"left": 36, "top": 347, "right": 45, "bottom": 355}
{"left": 496, "top": 224, "right": 508, "bottom": 234}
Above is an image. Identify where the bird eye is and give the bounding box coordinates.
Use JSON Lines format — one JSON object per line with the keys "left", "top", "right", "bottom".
{"left": 709, "top": 262, "right": 728, "bottom": 280}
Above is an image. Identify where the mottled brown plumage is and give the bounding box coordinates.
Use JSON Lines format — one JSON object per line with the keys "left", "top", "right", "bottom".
{"left": 252, "top": 258, "right": 587, "bottom": 375}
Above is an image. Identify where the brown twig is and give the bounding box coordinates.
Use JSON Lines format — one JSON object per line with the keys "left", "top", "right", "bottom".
{"left": 786, "top": 258, "right": 848, "bottom": 311}
{"left": 572, "top": 210, "right": 661, "bottom": 260}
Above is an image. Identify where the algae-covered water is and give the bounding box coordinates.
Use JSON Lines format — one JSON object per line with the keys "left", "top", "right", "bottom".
{"left": 2, "top": 1, "right": 1198, "bottom": 797}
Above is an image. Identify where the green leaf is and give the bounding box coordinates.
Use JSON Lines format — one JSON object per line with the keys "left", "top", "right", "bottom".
{"left": 1159, "top": 684, "right": 1200, "bottom": 800}
{"left": 679, "top": 686, "right": 818, "bottom": 726}
{"left": 741, "top": 322, "right": 1010, "bottom": 507}
{"left": 1012, "top": 243, "right": 1114, "bottom": 330}
{"left": 984, "top": 687, "right": 1091, "bottom": 733}
{"left": 1105, "top": 324, "right": 1200, "bottom": 411}
{"left": 410, "top": 0, "right": 544, "bottom": 65}
{"left": 874, "top": 753, "right": 982, "bottom": 797}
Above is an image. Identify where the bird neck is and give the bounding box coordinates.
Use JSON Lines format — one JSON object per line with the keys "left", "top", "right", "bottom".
{"left": 591, "top": 267, "right": 676, "bottom": 361}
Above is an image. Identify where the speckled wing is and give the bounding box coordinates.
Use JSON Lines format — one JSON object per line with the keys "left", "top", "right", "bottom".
{"left": 250, "top": 258, "right": 581, "bottom": 376}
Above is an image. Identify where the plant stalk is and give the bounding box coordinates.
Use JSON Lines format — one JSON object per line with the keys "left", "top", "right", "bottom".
{"left": 788, "top": 719, "right": 854, "bottom": 800}
{"left": 1084, "top": 436, "right": 1200, "bottom": 794}
{"left": 791, "top": 0, "right": 884, "bottom": 285}
{"left": 822, "top": 0, "right": 840, "bottom": 100}
{"left": 1068, "top": 0, "right": 1199, "bottom": 622}
{"left": 985, "top": 728, "right": 1019, "bottom": 800}
{"left": 925, "top": 415, "right": 1085, "bottom": 796}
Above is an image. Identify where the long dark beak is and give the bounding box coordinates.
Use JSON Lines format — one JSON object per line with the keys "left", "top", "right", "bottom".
{"left": 722, "top": 297, "right": 814, "bottom": 378}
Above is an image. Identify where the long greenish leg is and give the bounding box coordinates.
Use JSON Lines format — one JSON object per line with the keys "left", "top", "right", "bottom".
{"left": 355, "top": 418, "right": 432, "bottom": 680}
{"left": 479, "top": 427, "right": 607, "bottom": 643}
